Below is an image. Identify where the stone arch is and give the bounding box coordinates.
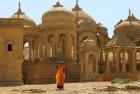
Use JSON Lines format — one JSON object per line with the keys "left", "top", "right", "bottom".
{"left": 99, "top": 50, "right": 105, "bottom": 74}
{"left": 119, "top": 51, "right": 123, "bottom": 72}
{"left": 136, "top": 50, "right": 140, "bottom": 71}
{"left": 126, "top": 50, "right": 132, "bottom": 72}
{"left": 23, "top": 39, "right": 30, "bottom": 60}
{"left": 48, "top": 34, "right": 55, "bottom": 57}
{"left": 119, "top": 50, "right": 129, "bottom": 72}
{"left": 80, "top": 54, "right": 85, "bottom": 73}
{"left": 108, "top": 52, "right": 113, "bottom": 62}
{"left": 71, "top": 35, "right": 75, "bottom": 58}
{"left": 58, "top": 34, "right": 66, "bottom": 56}
{"left": 87, "top": 54, "right": 96, "bottom": 73}
{"left": 6, "top": 41, "right": 14, "bottom": 52}
{"left": 7, "top": 43, "right": 12, "bottom": 51}
{"left": 78, "top": 32, "right": 97, "bottom": 44}
{"left": 108, "top": 51, "right": 115, "bottom": 72}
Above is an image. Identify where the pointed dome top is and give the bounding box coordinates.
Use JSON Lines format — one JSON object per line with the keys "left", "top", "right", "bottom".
{"left": 123, "top": 9, "right": 139, "bottom": 22}
{"left": 16, "top": 2, "right": 24, "bottom": 14}
{"left": 11, "top": 2, "right": 36, "bottom": 27}
{"left": 114, "top": 10, "right": 140, "bottom": 41}
{"left": 72, "top": 0, "right": 96, "bottom": 24}
{"left": 43, "top": 1, "right": 72, "bottom": 13}
{"left": 42, "top": 1, "right": 74, "bottom": 23}
{"left": 53, "top": 1, "right": 63, "bottom": 7}
{"left": 72, "top": 0, "right": 82, "bottom": 11}
{"left": 115, "top": 9, "right": 140, "bottom": 29}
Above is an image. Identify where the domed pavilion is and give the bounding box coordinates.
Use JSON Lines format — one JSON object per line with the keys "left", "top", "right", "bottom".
{"left": 103, "top": 10, "right": 140, "bottom": 81}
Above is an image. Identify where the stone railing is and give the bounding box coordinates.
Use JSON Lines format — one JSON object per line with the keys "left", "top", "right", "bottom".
{"left": 0, "top": 18, "right": 23, "bottom": 26}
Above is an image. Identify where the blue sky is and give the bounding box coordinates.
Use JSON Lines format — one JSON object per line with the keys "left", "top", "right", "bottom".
{"left": 0, "top": 0, "right": 140, "bottom": 37}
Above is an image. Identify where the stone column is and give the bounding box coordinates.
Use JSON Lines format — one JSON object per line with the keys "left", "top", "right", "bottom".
{"left": 32, "top": 44, "right": 35, "bottom": 61}
{"left": 85, "top": 54, "right": 88, "bottom": 80}
{"left": 105, "top": 51, "right": 110, "bottom": 72}
{"left": 35, "top": 40, "right": 38, "bottom": 59}
{"left": 55, "top": 35, "right": 59, "bottom": 57}
{"left": 74, "top": 33, "right": 77, "bottom": 59}
{"left": 122, "top": 51, "right": 126, "bottom": 73}
{"left": 100, "top": 50, "right": 104, "bottom": 64}
{"left": 46, "top": 35, "right": 50, "bottom": 57}
{"left": 115, "top": 49, "right": 119, "bottom": 72}
{"left": 67, "top": 32, "right": 72, "bottom": 58}
{"left": 45, "top": 33, "right": 48, "bottom": 57}
{"left": 132, "top": 49, "right": 136, "bottom": 72}
{"left": 52, "top": 40, "right": 55, "bottom": 57}
{"left": 42, "top": 31, "right": 48, "bottom": 58}
{"left": 39, "top": 42, "right": 43, "bottom": 58}
{"left": 29, "top": 40, "right": 32, "bottom": 60}
{"left": 36, "top": 42, "right": 39, "bottom": 59}
{"left": 95, "top": 54, "right": 99, "bottom": 73}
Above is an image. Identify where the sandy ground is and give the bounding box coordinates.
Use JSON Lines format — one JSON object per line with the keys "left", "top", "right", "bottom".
{"left": 0, "top": 82, "right": 140, "bottom": 94}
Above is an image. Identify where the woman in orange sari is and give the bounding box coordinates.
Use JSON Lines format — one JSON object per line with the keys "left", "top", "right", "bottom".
{"left": 56, "top": 64, "right": 65, "bottom": 90}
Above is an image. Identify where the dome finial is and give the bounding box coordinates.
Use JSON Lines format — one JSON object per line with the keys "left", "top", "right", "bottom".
{"left": 72, "top": 0, "right": 82, "bottom": 11}
{"left": 19, "top": 1, "right": 21, "bottom": 10}
{"left": 75, "top": 0, "right": 79, "bottom": 27}
{"left": 129, "top": 8, "right": 132, "bottom": 16}
{"left": 17, "top": 1, "right": 24, "bottom": 14}
{"left": 53, "top": 1, "right": 63, "bottom": 7}
{"left": 76, "top": 0, "right": 78, "bottom": 5}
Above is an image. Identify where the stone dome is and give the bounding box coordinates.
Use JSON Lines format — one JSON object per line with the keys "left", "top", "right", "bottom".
{"left": 114, "top": 13, "right": 140, "bottom": 40}
{"left": 41, "top": 2, "right": 76, "bottom": 30}
{"left": 11, "top": 3, "right": 36, "bottom": 27}
{"left": 78, "top": 19, "right": 97, "bottom": 32}
{"left": 80, "top": 37, "right": 98, "bottom": 52}
{"left": 42, "top": 2, "right": 75, "bottom": 23}
{"left": 72, "top": 2, "right": 97, "bottom": 32}
{"left": 72, "top": 3, "right": 96, "bottom": 25}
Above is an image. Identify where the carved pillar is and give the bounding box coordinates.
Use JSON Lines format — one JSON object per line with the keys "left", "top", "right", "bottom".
{"left": 132, "top": 49, "right": 136, "bottom": 72}
{"left": 40, "top": 40, "right": 43, "bottom": 58}
{"left": 68, "top": 33, "right": 72, "bottom": 58}
{"left": 95, "top": 54, "right": 99, "bottom": 73}
{"left": 52, "top": 40, "right": 55, "bottom": 57}
{"left": 32, "top": 42, "right": 35, "bottom": 61}
{"left": 36, "top": 41, "right": 39, "bottom": 59}
{"left": 35, "top": 40, "right": 38, "bottom": 59}
{"left": 74, "top": 33, "right": 77, "bottom": 59}
{"left": 115, "top": 49, "right": 119, "bottom": 72}
{"left": 55, "top": 35, "right": 59, "bottom": 57}
{"left": 29, "top": 40, "right": 32, "bottom": 60}
{"left": 85, "top": 54, "right": 88, "bottom": 80}
{"left": 122, "top": 51, "right": 126, "bottom": 73}
{"left": 100, "top": 50, "right": 104, "bottom": 64}
{"left": 105, "top": 51, "right": 110, "bottom": 72}
{"left": 46, "top": 34, "right": 50, "bottom": 57}
{"left": 44, "top": 33, "right": 47, "bottom": 57}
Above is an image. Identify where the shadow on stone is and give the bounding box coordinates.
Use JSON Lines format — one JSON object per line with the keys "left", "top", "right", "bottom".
{"left": 96, "top": 86, "right": 120, "bottom": 92}
{"left": 22, "top": 89, "right": 46, "bottom": 93}
{"left": 124, "top": 85, "right": 140, "bottom": 91}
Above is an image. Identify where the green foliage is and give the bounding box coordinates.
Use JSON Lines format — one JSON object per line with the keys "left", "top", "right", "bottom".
{"left": 119, "top": 79, "right": 131, "bottom": 84}
{"left": 111, "top": 78, "right": 132, "bottom": 84}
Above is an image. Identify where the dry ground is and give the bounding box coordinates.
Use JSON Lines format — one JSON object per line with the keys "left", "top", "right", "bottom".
{"left": 0, "top": 82, "right": 140, "bottom": 94}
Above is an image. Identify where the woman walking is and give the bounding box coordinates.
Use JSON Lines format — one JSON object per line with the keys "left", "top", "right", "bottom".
{"left": 56, "top": 63, "right": 65, "bottom": 90}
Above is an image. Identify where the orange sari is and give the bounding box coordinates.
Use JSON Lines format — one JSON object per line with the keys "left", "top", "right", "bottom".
{"left": 56, "top": 64, "right": 65, "bottom": 89}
